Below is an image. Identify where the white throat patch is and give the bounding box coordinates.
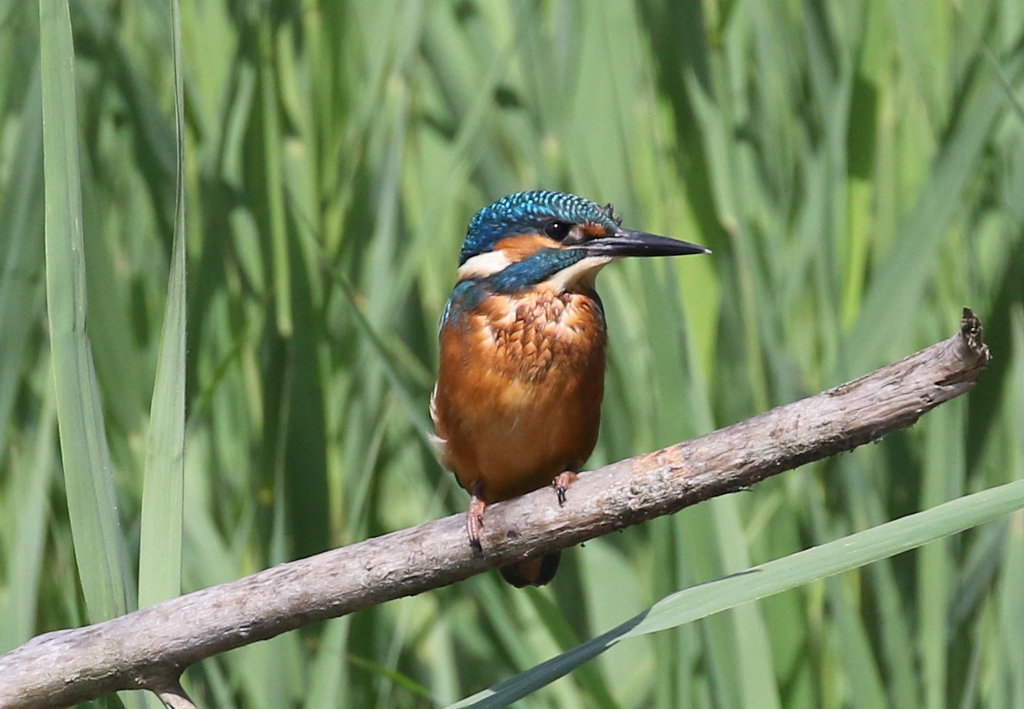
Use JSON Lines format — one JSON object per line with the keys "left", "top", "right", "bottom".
{"left": 542, "top": 255, "right": 615, "bottom": 292}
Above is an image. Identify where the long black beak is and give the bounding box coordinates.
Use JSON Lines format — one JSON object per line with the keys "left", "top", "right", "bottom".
{"left": 584, "top": 228, "right": 711, "bottom": 258}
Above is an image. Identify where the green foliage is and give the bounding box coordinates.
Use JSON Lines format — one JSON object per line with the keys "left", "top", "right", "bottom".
{"left": 2, "top": 0, "right": 1024, "bottom": 707}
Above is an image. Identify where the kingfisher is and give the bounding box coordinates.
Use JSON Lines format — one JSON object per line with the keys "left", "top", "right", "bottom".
{"left": 431, "top": 190, "right": 709, "bottom": 587}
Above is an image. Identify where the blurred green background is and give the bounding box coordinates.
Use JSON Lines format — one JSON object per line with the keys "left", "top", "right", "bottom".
{"left": 3, "top": 0, "right": 1024, "bottom": 707}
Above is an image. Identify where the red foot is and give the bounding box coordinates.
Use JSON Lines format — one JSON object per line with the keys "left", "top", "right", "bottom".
{"left": 467, "top": 483, "right": 487, "bottom": 552}
{"left": 552, "top": 471, "right": 578, "bottom": 507}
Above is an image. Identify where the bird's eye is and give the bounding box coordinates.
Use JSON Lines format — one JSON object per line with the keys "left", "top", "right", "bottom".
{"left": 544, "top": 220, "right": 572, "bottom": 241}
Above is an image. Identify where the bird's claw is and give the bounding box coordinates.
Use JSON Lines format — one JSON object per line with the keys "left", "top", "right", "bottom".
{"left": 552, "top": 471, "right": 578, "bottom": 507}
{"left": 467, "top": 487, "right": 487, "bottom": 553}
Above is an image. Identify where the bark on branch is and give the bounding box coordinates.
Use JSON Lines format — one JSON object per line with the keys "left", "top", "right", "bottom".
{"left": 0, "top": 309, "right": 991, "bottom": 709}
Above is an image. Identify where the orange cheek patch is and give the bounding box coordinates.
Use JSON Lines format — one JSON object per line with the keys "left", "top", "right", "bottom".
{"left": 580, "top": 223, "right": 608, "bottom": 239}
{"left": 494, "top": 234, "right": 560, "bottom": 261}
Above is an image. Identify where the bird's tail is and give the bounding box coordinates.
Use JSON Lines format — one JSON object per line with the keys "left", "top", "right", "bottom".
{"left": 499, "top": 551, "right": 561, "bottom": 587}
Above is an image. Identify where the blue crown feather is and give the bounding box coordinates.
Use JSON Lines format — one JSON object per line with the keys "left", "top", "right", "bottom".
{"left": 459, "top": 191, "right": 620, "bottom": 265}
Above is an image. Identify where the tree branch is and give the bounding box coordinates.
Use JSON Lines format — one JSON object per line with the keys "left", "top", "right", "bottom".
{"left": 0, "top": 309, "right": 991, "bottom": 709}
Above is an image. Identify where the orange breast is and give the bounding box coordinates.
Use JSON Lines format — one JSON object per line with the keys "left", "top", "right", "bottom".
{"left": 432, "top": 288, "right": 607, "bottom": 502}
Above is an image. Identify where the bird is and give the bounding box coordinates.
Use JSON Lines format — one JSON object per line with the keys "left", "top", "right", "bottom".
{"left": 430, "top": 190, "right": 709, "bottom": 587}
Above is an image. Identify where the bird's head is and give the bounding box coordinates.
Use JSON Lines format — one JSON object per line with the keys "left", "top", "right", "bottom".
{"left": 456, "top": 190, "right": 709, "bottom": 293}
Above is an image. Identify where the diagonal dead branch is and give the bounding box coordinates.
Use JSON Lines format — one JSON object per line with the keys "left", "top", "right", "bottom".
{"left": 155, "top": 682, "right": 197, "bottom": 709}
{"left": 0, "top": 309, "right": 991, "bottom": 709}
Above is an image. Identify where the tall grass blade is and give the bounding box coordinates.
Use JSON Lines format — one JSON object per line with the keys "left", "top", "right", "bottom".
{"left": 38, "top": 0, "right": 131, "bottom": 622}
{"left": 0, "top": 366, "right": 55, "bottom": 650}
{"left": 137, "top": 0, "right": 187, "bottom": 610}
{"left": 0, "top": 65, "right": 45, "bottom": 462}
{"left": 259, "top": 22, "right": 292, "bottom": 338}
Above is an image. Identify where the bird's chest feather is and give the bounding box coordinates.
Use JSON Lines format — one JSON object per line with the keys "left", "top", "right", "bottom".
{"left": 432, "top": 287, "right": 608, "bottom": 499}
